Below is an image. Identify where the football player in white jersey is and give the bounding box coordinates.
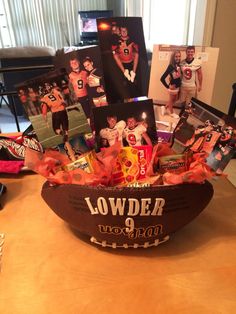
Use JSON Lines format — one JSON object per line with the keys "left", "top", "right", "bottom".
{"left": 99, "top": 115, "right": 126, "bottom": 147}
{"left": 180, "top": 46, "right": 203, "bottom": 105}
{"left": 123, "top": 117, "right": 152, "bottom": 147}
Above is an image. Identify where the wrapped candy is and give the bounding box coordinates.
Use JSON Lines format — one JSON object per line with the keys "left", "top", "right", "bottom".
{"left": 25, "top": 142, "right": 122, "bottom": 186}
{"left": 162, "top": 153, "right": 214, "bottom": 185}
{"left": 25, "top": 141, "right": 216, "bottom": 188}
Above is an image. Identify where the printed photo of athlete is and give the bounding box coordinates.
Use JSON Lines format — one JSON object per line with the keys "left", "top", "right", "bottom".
{"left": 171, "top": 98, "right": 224, "bottom": 154}
{"left": 123, "top": 116, "right": 152, "bottom": 147}
{"left": 54, "top": 46, "right": 108, "bottom": 127}
{"left": 183, "top": 120, "right": 214, "bottom": 153}
{"left": 93, "top": 99, "right": 157, "bottom": 149}
{"left": 17, "top": 70, "right": 91, "bottom": 148}
{"left": 207, "top": 126, "right": 236, "bottom": 174}
{"left": 68, "top": 57, "right": 90, "bottom": 121}
{"left": 180, "top": 46, "right": 203, "bottom": 105}
{"left": 112, "top": 25, "right": 139, "bottom": 83}
{"left": 97, "top": 17, "right": 149, "bottom": 103}
{"left": 149, "top": 45, "right": 219, "bottom": 126}
{"left": 41, "top": 82, "right": 69, "bottom": 143}
{"left": 99, "top": 115, "right": 126, "bottom": 147}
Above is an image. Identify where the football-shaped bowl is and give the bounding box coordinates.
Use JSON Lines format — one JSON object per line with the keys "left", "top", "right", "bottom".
{"left": 41, "top": 181, "right": 214, "bottom": 248}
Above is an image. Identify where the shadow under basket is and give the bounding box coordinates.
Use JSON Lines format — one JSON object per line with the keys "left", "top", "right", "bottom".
{"left": 41, "top": 181, "right": 214, "bottom": 249}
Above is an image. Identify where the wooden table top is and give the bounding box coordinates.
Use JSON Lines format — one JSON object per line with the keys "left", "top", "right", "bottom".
{"left": 0, "top": 173, "right": 235, "bottom": 314}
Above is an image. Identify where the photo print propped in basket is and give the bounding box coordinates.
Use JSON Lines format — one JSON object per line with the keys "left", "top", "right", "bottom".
{"left": 97, "top": 17, "right": 149, "bottom": 104}
{"left": 171, "top": 98, "right": 236, "bottom": 173}
{"left": 16, "top": 69, "right": 91, "bottom": 149}
{"left": 93, "top": 99, "right": 157, "bottom": 149}
{"left": 54, "top": 46, "right": 108, "bottom": 128}
{"left": 148, "top": 45, "right": 219, "bottom": 123}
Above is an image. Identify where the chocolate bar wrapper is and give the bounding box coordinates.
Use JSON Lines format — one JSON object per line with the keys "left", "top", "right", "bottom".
{"left": 159, "top": 153, "right": 188, "bottom": 174}
{"left": 58, "top": 150, "right": 96, "bottom": 173}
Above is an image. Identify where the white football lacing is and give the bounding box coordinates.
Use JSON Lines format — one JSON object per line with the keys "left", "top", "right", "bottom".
{"left": 90, "top": 235, "right": 170, "bottom": 249}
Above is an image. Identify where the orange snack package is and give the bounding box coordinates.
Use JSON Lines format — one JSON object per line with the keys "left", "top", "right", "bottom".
{"left": 111, "top": 145, "right": 152, "bottom": 186}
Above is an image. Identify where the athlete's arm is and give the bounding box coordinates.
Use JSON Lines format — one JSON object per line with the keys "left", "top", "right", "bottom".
{"left": 132, "top": 43, "right": 139, "bottom": 73}
{"left": 138, "top": 120, "right": 148, "bottom": 129}
{"left": 112, "top": 52, "right": 125, "bottom": 73}
{"left": 142, "top": 132, "right": 152, "bottom": 146}
{"left": 68, "top": 80, "right": 77, "bottom": 102}
{"left": 197, "top": 68, "right": 203, "bottom": 92}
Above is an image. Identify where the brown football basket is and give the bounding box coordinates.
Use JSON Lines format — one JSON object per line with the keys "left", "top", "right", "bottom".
{"left": 41, "top": 180, "right": 214, "bottom": 249}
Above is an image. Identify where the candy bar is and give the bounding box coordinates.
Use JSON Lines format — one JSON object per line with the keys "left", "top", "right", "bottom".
{"left": 159, "top": 153, "right": 188, "bottom": 174}
{"left": 61, "top": 150, "right": 96, "bottom": 173}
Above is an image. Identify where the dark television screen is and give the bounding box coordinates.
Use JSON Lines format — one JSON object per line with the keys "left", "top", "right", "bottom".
{"left": 79, "top": 10, "right": 113, "bottom": 41}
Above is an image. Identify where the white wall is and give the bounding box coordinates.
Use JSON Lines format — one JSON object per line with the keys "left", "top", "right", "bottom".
{"left": 210, "top": 0, "right": 236, "bottom": 115}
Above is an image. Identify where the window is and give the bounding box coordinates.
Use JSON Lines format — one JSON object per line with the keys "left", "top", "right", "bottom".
{"left": 0, "top": 0, "right": 107, "bottom": 49}
{"left": 0, "top": 0, "right": 15, "bottom": 47}
{"left": 125, "top": 0, "right": 207, "bottom": 50}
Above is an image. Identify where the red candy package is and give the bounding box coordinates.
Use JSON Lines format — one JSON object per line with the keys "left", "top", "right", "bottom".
{"left": 111, "top": 145, "right": 152, "bottom": 186}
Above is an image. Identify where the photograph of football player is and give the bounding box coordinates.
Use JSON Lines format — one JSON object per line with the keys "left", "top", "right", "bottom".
{"left": 82, "top": 56, "right": 108, "bottom": 107}
{"left": 149, "top": 45, "right": 219, "bottom": 123}
{"left": 183, "top": 120, "right": 214, "bottom": 153}
{"left": 123, "top": 116, "right": 152, "bottom": 147}
{"left": 112, "top": 25, "right": 139, "bottom": 83}
{"left": 53, "top": 46, "right": 107, "bottom": 127}
{"left": 41, "top": 82, "right": 69, "bottom": 142}
{"left": 179, "top": 46, "right": 203, "bottom": 106}
{"left": 206, "top": 126, "right": 236, "bottom": 174}
{"left": 68, "top": 57, "right": 90, "bottom": 120}
{"left": 93, "top": 98, "right": 157, "bottom": 150}
{"left": 172, "top": 98, "right": 224, "bottom": 154}
{"left": 99, "top": 115, "right": 126, "bottom": 147}
{"left": 97, "top": 17, "right": 149, "bottom": 103}
{"left": 17, "top": 70, "right": 90, "bottom": 149}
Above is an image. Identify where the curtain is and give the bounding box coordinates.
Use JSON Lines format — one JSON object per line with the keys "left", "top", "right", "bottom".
{"left": 0, "top": 0, "right": 215, "bottom": 49}
{"left": 123, "top": 0, "right": 210, "bottom": 48}
{"left": 1, "top": 0, "right": 107, "bottom": 49}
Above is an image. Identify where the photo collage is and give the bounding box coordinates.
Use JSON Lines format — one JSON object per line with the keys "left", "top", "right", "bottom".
{"left": 16, "top": 18, "right": 235, "bottom": 177}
